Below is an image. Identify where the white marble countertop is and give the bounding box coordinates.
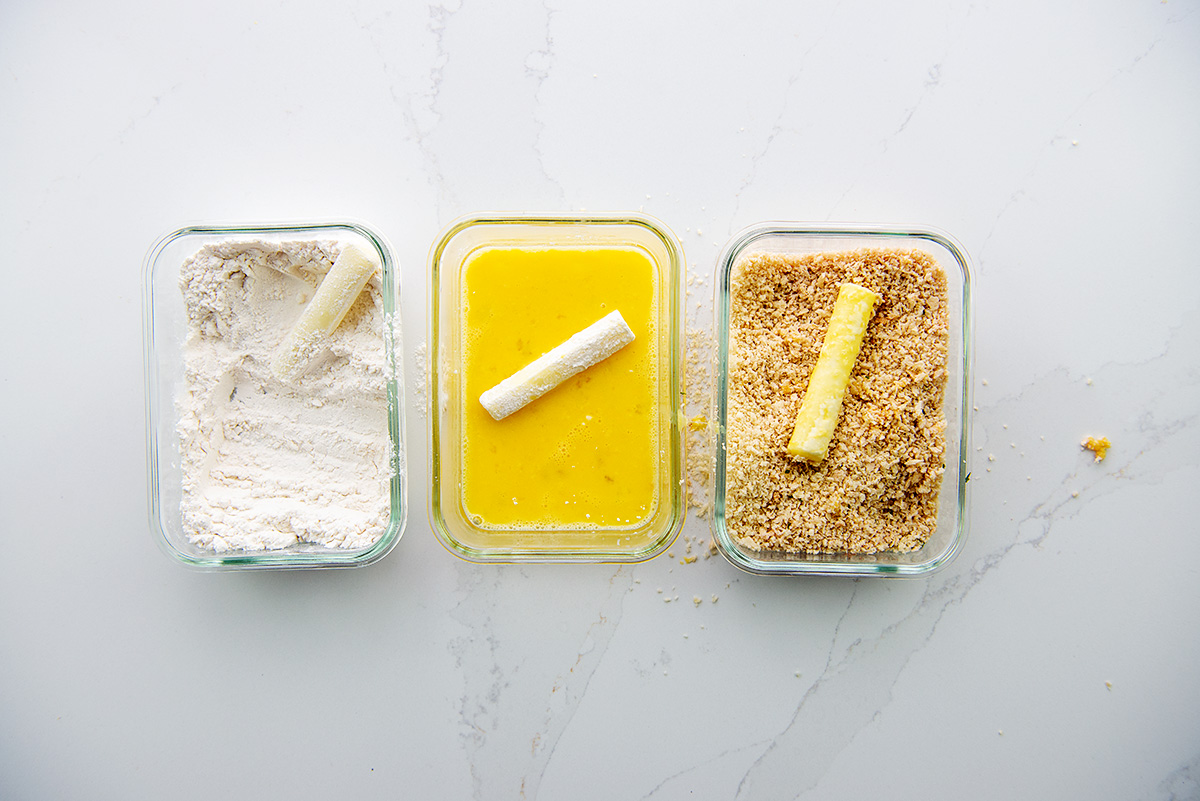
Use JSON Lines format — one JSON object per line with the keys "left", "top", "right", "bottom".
{"left": 2, "top": 0, "right": 1197, "bottom": 798}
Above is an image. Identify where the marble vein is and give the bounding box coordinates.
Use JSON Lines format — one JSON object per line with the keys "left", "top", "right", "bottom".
{"left": 1155, "top": 750, "right": 1200, "bottom": 801}
{"left": 448, "top": 568, "right": 510, "bottom": 799}
{"left": 638, "top": 739, "right": 775, "bottom": 801}
{"left": 729, "top": 71, "right": 801, "bottom": 225}
{"left": 386, "top": 0, "right": 460, "bottom": 213}
{"left": 116, "top": 86, "right": 180, "bottom": 146}
{"left": 519, "top": 568, "right": 633, "bottom": 799}
{"left": 724, "top": 309, "right": 1199, "bottom": 798}
{"left": 526, "top": 0, "right": 567, "bottom": 206}
{"left": 979, "top": 11, "right": 1180, "bottom": 263}
{"left": 448, "top": 564, "right": 634, "bottom": 800}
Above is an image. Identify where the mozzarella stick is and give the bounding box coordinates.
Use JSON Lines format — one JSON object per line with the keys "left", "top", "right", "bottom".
{"left": 480, "top": 310, "right": 635, "bottom": 421}
{"left": 786, "top": 283, "right": 880, "bottom": 463}
{"left": 272, "top": 245, "right": 377, "bottom": 380}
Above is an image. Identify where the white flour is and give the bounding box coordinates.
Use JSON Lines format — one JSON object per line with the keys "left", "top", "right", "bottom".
{"left": 177, "top": 239, "right": 393, "bottom": 552}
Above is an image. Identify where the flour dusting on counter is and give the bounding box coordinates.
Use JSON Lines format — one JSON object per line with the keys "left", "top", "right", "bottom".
{"left": 177, "top": 240, "right": 392, "bottom": 552}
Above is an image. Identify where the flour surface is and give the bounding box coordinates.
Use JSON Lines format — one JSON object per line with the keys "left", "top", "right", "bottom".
{"left": 177, "top": 239, "right": 392, "bottom": 553}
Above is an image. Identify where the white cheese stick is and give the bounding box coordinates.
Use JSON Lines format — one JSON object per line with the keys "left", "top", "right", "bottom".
{"left": 480, "top": 310, "right": 635, "bottom": 421}
{"left": 272, "top": 245, "right": 378, "bottom": 380}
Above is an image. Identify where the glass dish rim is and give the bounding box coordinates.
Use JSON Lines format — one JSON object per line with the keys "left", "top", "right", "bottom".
{"left": 142, "top": 219, "right": 408, "bottom": 570}
{"left": 426, "top": 211, "right": 687, "bottom": 563}
{"left": 710, "top": 220, "right": 974, "bottom": 577}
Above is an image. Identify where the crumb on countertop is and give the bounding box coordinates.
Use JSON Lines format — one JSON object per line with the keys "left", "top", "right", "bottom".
{"left": 1082, "top": 435, "right": 1110, "bottom": 462}
{"left": 684, "top": 325, "right": 716, "bottom": 517}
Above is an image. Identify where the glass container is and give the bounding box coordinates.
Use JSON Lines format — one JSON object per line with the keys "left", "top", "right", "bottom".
{"left": 429, "top": 213, "right": 685, "bottom": 562}
{"left": 143, "top": 221, "right": 407, "bottom": 569}
{"left": 712, "top": 223, "right": 973, "bottom": 576}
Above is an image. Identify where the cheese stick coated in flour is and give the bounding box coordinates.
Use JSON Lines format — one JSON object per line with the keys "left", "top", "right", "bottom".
{"left": 272, "top": 244, "right": 378, "bottom": 380}
{"left": 480, "top": 310, "right": 635, "bottom": 421}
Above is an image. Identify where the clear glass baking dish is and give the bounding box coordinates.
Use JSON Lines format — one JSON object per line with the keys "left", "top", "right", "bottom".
{"left": 428, "top": 213, "right": 685, "bottom": 562}
{"left": 142, "top": 221, "right": 407, "bottom": 569}
{"left": 712, "top": 223, "right": 973, "bottom": 576}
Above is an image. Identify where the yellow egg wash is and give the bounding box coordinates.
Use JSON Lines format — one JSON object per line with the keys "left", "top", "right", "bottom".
{"left": 461, "top": 246, "right": 658, "bottom": 531}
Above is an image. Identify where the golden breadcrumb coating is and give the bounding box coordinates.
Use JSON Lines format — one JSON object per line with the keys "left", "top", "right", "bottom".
{"left": 724, "top": 248, "right": 949, "bottom": 554}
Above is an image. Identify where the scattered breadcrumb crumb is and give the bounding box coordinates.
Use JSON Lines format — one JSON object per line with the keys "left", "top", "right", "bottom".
{"left": 684, "top": 324, "right": 716, "bottom": 517}
{"left": 692, "top": 595, "right": 702, "bottom": 606}
{"left": 1082, "top": 435, "right": 1110, "bottom": 462}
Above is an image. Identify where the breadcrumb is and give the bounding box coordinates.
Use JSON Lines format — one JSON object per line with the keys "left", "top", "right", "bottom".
{"left": 724, "top": 248, "right": 949, "bottom": 554}
{"left": 1082, "top": 435, "right": 1110, "bottom": 462}
{"left": 685, "top": 325, "right": 716, "bottom": 517}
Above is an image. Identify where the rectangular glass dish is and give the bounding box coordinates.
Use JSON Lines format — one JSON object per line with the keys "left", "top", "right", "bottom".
{"left": 712, "top": 223, "right": 973, "bottom": 577}
{"left": 429, "top": 213, "right": 685, "bottom": 562}
{"left": 143, "top": 221, "right": 407, "bottom": 569}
